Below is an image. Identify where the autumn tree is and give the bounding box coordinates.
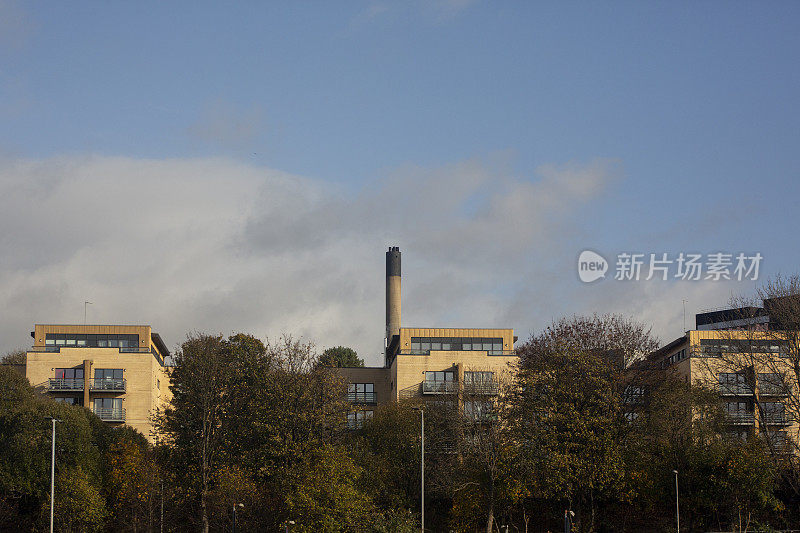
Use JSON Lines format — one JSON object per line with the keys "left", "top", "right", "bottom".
{"left": 104, "top": 428, "right": 161, "bottom": 532}
{"left": 154, "top": 333, "right": 234, "bottom": 533}
{"left": 509, "top": 315, "right": 658, "bottom": 532}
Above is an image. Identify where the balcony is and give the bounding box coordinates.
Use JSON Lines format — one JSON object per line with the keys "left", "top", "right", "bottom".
{"left": 718, "top": 383, "right": 754, "bottom": 396}
{"left": 726, "top": 411, "right": 755, "bottom": 425}
{"left": 761, "top": 412, "right": 794, "bottom": 426}
{"left": 423, "top": 381, "right": 458, "bottom": 394}
{"left": 347, "top": 391, "right": 375, "bottom": 404}
{"left": 48, "top": 378, "right": 84, "bottom": 391}
{"left": 93, "top": 407, "right": 126, "bottom": 422}
{"left": 758, "top": 383, "right": 788, "bottom": 397}
{"left": 463, "top": 382, "right": 499, "bottom": 395}
{"left": 90, "top": 378, "right": 126, "bottom": 392}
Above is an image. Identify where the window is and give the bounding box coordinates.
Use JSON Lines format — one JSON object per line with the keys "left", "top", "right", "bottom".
{"left": 464, "top": 371, "right": 493, "bottom": 384}
{"left": 95, "top": 369, "right": 123, "bottom": 380}
{"left": 765, "top": 430, "right": 790, "bottom": 452}
{"left": 425, "top": 371, "right": 454, "bottom": 382}
{"left": 55, "top": 368, "right": 84, "bottom": 380}
{"left": 45, "top": 333, "right": 139, "bottom": 349}
{"left": 725, "top": 401, "right": 750, "bottom": 413}
{"left": 760, "top": 402, "right": 787, "bottom": 424}
{"left": 424, "top": 371, "right": 456, "bottom": 394}
{"left": 718, "top": 372, "right": 751, "bottom": 394}
{"left": 346, "top": 410, "right": 373, "bottom": 429}
{"left": 758, "top": 373, "right": 786, "bottom": 395}
{"left": 54, "top": 396, "right": 83, "bottom": 406}
{"left": 408, "top": 337, "right": 504, "bottom": 353}
{"left": 724, "top": 401, "right": 753, "bottom": 423}
{"left": 347, "top": 383, "right": 374, "bottom": 403}
{"left": 464, "top": 400, "right": 493, "bottom": 421}
{"left": 95, "top": 398, "right": 123, "bottom": 411}
{"left": 464, "top": 371, "right": 497, "bottom": 393}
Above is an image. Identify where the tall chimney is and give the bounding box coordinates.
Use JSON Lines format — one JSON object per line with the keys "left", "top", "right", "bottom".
{"left": 385, "top": 246, "right": 401, "bottom": 346}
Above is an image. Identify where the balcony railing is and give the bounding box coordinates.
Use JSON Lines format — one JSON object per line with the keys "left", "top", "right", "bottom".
{"left": 48, "top": 378, "right": 85, "bottom": 391}
{"left": 725, "top": 411, "right": 755, "bottom": 425}
{"left": 463, "top": 382, "right": 500, "bottom": 395}
{"left": 761, "top": 412, "right": 794, "bottom": 425}
{"left": 759, "top": 383, "right": 789, "bottom": 397}
{"left": 423, "top": 381, "right": 458, "bottom": 394}
{"left": 764, "top": 439, "right": 792, "bottom": 454}
{"left": 347, "top": 391, "right": 375, "bottom": 404}
{"left": 718, "top": 383, "right": 754, "bottom": 396}
{"left": 90, "top": 378, "right": 126, "bottom": 392}
{"left": 93, "top": 407, "right": 126, "bottom": 422}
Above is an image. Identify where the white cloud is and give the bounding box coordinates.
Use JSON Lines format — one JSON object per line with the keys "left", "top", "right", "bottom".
{"left": 0, "top": 153, "right": 744, "bottom": 365}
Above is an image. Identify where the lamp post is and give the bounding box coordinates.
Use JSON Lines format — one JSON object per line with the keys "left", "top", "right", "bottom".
{"left": 412, "top": 406, "right": 425, "bottom": 532}
{"left": 673, "top": 469, "right": 680, "bottom": 532}
{"left": 232, "top": 503, "right": 243, "bottom": 533}
{"left": 46, "top": 417, "right": 61, "bottom": 533}
{"left": 564, "top": 510, "right": 574, "bottom": 533}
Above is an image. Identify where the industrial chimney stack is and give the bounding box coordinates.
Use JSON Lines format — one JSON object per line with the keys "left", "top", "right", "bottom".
{"left": 385, "top": 246, "right": 401, "bottom": 354}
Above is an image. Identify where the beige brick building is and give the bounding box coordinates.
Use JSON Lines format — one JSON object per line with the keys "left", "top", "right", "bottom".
{"left": 24, "top": 324, "right": 172, "bottom": 442}
{"left": 338, "top": 248, "right": 517, "bottom": 428}
{"left": 650, "top": 307, "right": 799, "bottom": 454}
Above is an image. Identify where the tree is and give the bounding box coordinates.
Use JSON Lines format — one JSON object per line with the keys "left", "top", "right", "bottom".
{"left": 155, "top": 333, "right": 351, "bottom": 532}
{"left": 0, "top": 349, "right": 26, "bottom": 365}
{"left": 0, "top": 366, "right": 109, "bottom": 531}
{"left": 286, "top": 445, "right": 374, "bottom": 532}
{"left": 104, "top": 430, "right": 160, "bottom": 532}
{"left": 451, "top": 368, "right": 521, "bottom": 533}
{"left": 509, "top": 315, "right": 659, "bottom": 532}
{"left": 317, "top": 346, "right": 364, "bottom": 368}
{"left": 154, "top": 333, "right": 233, "bottom": 533}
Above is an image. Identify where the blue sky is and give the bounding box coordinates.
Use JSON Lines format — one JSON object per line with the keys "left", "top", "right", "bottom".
{"left": 1, "top": 1, "right": 799, "bottom": 363}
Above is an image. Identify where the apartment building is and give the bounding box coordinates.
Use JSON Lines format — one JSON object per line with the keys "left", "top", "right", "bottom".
{"left": 338, "top": 248, "right": 517, "bottom": 428}
{"left": 650, "top": 304, "right": 799, "bottom": 454}
{"left": 24, "top": 324, "right": 172, "bottom": 442}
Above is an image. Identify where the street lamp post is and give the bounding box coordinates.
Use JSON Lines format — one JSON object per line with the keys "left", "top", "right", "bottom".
{"left": 412, "top": 406, "right": 425, "bottom": 532}
{"left": 564, "top": 510, "right": 574, "bottom": 533}
{"left": 232, "top": 503, "right": 243, "bottom": 533}
{"left": 47, "top": 417, "right": 60, "bottom": 533}
{"left": 673, "top": 469, "right": 680, "bottom": 533}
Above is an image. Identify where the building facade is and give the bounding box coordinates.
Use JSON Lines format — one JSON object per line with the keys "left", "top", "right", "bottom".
{"left": 24, "top": 324, "right": 172, "bottom": 442}
{"left": 338, "top": 248, "right": 517, "bottom": 428}
{"left": 651, "top": 306, "right": 799, "bottom": 454}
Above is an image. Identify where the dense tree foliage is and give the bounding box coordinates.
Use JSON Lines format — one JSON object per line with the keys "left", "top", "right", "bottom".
{"left": 317, "top": 346, "right": 364, "bottom": 368}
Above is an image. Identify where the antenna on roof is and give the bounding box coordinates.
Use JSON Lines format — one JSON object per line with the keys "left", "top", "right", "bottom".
{"left": 84, "top": 301, "right": 93, "bottom": 325}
